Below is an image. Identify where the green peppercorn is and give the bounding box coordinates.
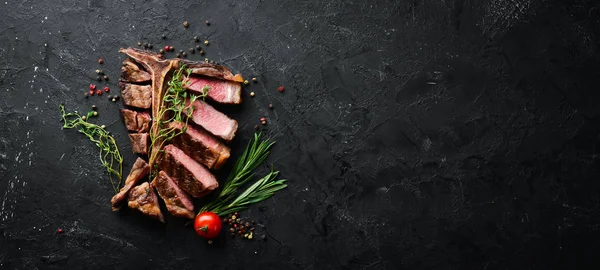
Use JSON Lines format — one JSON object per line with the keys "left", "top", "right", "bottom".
{"left": 204, "top": 40, "right": 209, "bottom": 45}
{"left": 93, "top": 111, "right": 98, "bottom": 116}
{"left": 244, "top": 80, "right": 249, "bottom": 85}
{"left": 183, "top": 21, "right": 189, "bottom": 28}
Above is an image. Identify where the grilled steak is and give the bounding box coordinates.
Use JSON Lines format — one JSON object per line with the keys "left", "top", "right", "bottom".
{"left": 184, "top": 75, "right": 241, "bottom": 104}
{"left": 129, "top": 133, "right": 150, "bottom": 155}
{"left": 120, "top": 58, "right": 151, "bottom": 83}
{"left": 120, "top": 109, "right": 151, "bottom": 133}
{"left": 111, "top": 157, "right": 149, "bottom": 210}
{"left": 127, "top": 182, "right": 164, "bottom": 222}
{"left": 158, "top": 145, "right": 218, "bottom": 198}
{"left": 167, "top": 121, "right": 230, "bottom": 169}
{"left": 184, "top": 99, "right": 238, "bottom": 141}
{"left": 120, "top": 82, "right": 152, "bottom": 109}
{"left": 151, "top": 171, "right": 194, "bottom": 219}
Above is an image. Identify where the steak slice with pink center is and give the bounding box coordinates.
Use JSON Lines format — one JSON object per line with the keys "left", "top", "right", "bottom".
{"left": 151, "top": 171, "right": 194, "bottom": 219}
{"left": 159, "top": 145, "right": 218, "bottom": 198}
{"left": 184, "top": 75, "right": 241, "bottom": 104}
{"left": 127, "top": 182, "right": 164, "bottom": 222}
{"left": 184, "top": 99, "right": 238, "bottom": 141}
{"left": 111, "top": 157, "right": 149, "bottom": 211}
{"left": 167, "top": 121, "right": 230, "bottom": 169}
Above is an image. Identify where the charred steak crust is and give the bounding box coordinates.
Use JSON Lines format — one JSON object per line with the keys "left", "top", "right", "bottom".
{"left": 158, "top": 145, "right": 218, "bottom": 198}
{"left": 127, "top": 182, "right": 164, "bottom": 222}
{"left": 110, "top": 157, "right": 149, "bottom": 210}
{"left": 167, "top": 121, "right": 230, "bottom": 169}
{"left": 120, "top": 58, "right": 151, "bottom": 83}
{"left": 120, "top": 82, "right": 152, "bottom": 109}
{"left": 151, "top": 171, "right": 195, "bottom": 219}
{"left": 120, "top": 109, "right": 151, "bottom": 133}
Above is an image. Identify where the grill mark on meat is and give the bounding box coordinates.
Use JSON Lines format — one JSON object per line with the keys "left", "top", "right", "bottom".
{"left": 184, "top": 99, "right": 238, "bottom": 141}
{"left": 110, "top": 158, "right": 149, "bottom": 211}
{"left": 120, "top": 109, "right": 151, "bottom": 133}
{"left": 151, "top": 171, "right": 194, "bottom": 219}
{"left": 184, "top": 75, "right": 241, "bottom": 104}
{"left": 158, "top": 145, "right": 218, "bottom": 198}
{"left": 167, "top": 121, "right": 230, "bottom": 169}
{"left": 129, "top": 133, "right": 149, "bottom": 155}
{"left": 127, "top": 182, "right": 164, "bottom": 222}
{"left": 120, "top": 58, "right": 151, "bottom": 83}
{"left": 120, "top": 82, "right": 152, "bottom": 109}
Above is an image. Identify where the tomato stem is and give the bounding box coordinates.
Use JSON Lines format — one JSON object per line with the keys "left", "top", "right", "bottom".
{"left": 197, "top": 225, "right": 208, "bottom": 232}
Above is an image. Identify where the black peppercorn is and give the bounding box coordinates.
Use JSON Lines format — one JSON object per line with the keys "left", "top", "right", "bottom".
{"left": 92, "top": 105, "right": 97, "bottom": 111}
{"left": 199, "top": 50, "right": 205, "bottom": 55}
{"left": 147, "top": 44, "right": 152, "bottom": 49}
{"left": 182, "top": 52, "right": 187, "bottom": 57}
{"left": 196, "top": 45, "right": 202, "bottom": 50}
{"left": 103, "top": 75, "right": 109, "bottom": 81}
{"left": 161, "top": 34, "right": 166, "bottom": 39}
{"left": 269, "top": 104, "right": 274, "bottom": 109}
{"left": 189, "top": 48, "right": 195, "bottom": 53}
{"left": 137, "top": 42, "right": 142, "bottom": 46}
{"left": 194, "top": 36, "right": 199, "bottom": 42}
{"left": 96, "top": 76, "right": 102, "bottom": 82}
{"left": 175, "top": 53, "right": 181, "bottom": 58}
{"left": 159, "top": 49, "right": 164, "bottom": 54}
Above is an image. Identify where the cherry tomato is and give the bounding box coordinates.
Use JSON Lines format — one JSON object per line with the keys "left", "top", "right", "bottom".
{"left": 194, "top": 212, "right": 222, "bottom": 239}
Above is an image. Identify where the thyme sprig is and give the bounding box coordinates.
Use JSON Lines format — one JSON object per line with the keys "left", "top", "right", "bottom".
{"left": 148, "top": 65, "right": 203, "bottom": 175}
{"left": 59, "top": 104, "right": 123, "bottom": 193}
{"left": 200, "top": 133, "right": 287, "bottom": 216}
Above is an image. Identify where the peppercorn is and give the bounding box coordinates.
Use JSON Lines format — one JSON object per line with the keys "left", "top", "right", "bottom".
{"left": 89, "top": 84, "right": 96, "bottom": 91}
{"left": 183, "top": 21, "right": 189, "bottom": 28}
{"left": 95, "top": 69, "right": 101, "bottom": 74}
{"left": 236, "top": 218, "right": 241, "bottom": 223}
{"left": 269, "top": 103, "right": 273, "bottom": 109}
{"left": 93, "top": 111, "right": 98, "bottom": 116}
{"left": 189, "top": 48, "right": 195, "bottom": 53}
{"left": 92, "top": 105, "right": 97, "bottom": 111}
{"left": 205, "top": 20, "right": 210, "bottom": 25}
{"left": 89, "top": 90, "right": 94, "bottom": 96}
{"left": 96, "top": 76, "right": 102, "bottom": 82}
{"left": 261, "top": 120, "right": 267, "bottom": 125}
{"left": 204, "top": 58, "right": 209, "bottom": 62}
{"left": 194, "top": 36, "right": 199, "bottom": 42}
{"left": 104, "top": 86, "right": 110, "bottom": 92}
{"left": 278, "top": 86, "right": 284, "bottom": 92}
{"left": 143, "top": 43, "right": 148, "bottom": 49}
{"left": 164, "top": 45, "right": 170, "bottom": 51}
{"left": 182, "top": 52, "right": 187, "bottom": 57}
{"left": 159, "top": 49, "right": 165, "bottom": 54}
{"left": 199, "top": 50, "right": 205, "bottom": 55}
{"left": 244, "top": 80, "right": 249, "bottom": 85}
{"left": 254, "top": 124, "right": 259, "bottom": 130}
{"left": 245, "top": 222, "right": 250, "bottom": 227}
{"left": 96, "top": 90, "right": 102, "bottom": 96}
{"left": 175, "top": 53, "right": 181, "bottom": 58}
{"left": 137, "top": 42, "right": 142, "bottom": 46}
{"left": 84, "top": 92, "right": 89, "bottom": 98}
{"left": 208, "top": 240, "right": 213, "bottom": 244}
{"left": 147, "top": 44, "right": 153, "bottom": 49}
{"left": 252, "top": 77, "right": 257, "bottom": 82}
{"left": 244, "top": 233, "right": 248, "bottom": 238}
{"left": 57, "top": 228, "right": 63, "bottom": 234}
{"left": 229, "top": 228, "right": 234, "bottom": 232}
{"left": 204, "top": 40, "right": 209, "bottom": 45}
{"left": 196, "top": 45, "right": 202, "bottom": 50}
{"left": 169, "top": 46, "right": 174, "bottom": 52}
{"left": 260, "top": 117, "right": 267, "bottom": 122}
{"left": 250, "top": 92, "right": 255, "bottom": 97}
{"left": 100, "top": 125, "right": 106, "bottom": 129}
{"left": 98, "top": 58, "right": 103, "bottom": 64}
{"left": 82, "top": 116, "right": 87, "bottom": 121}
{"left": 234, "top": 224, "right": 238, "bottom": 228}
{"left": 161, "top": 34, "right": 167, "bottom": 39}
{"left": 112, "top": 98, "right": 116, "bottom": 102}
{"left": 103, "top": 75, "right": 109, "bottom": 81}
{"left": 223, "top": 218, "right": 228, "bottom": 223}
{"left": 231, "top": 215, "right": 237, "bottom": 220}
{"left": 240, "top": 225, "right": 245, "bottom": 230}
{"left": 113, "top": 95, "right": 119, "bottom": 100}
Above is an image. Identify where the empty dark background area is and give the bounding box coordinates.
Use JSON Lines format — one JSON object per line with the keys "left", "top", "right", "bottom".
{"left": 1, "top": 0, "right": 600, "bottom": 269}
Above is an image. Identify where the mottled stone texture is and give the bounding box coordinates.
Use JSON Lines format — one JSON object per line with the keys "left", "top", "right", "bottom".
{"left": 1, "top": 0, "right": 600, "bottom": 269}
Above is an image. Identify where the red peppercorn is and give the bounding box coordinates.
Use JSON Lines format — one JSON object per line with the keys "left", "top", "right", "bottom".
{"left": 278, "top": 86, "right": 284, "bottom": 92}
{"left": 57, "top": 228, "right": 63, "bottom": 234}
{"left": 104, "top": 86, "right": 110, "bottom": 92}
{"left": 234, "top": 224, "right": 238, "bottom": 228}
{"left": 98, "top": 58, "right": 104, "bottom": 64}
{"left": 234, "top": 212, "right": 238, "bottom": 215}
{"left": 89, "top": 90, "right": 94, "bottom": 96}
{"left": 89, "top": 84, "right": 96, "bottom": 91}
{"left": 260, "top": 117, "right": 266, "bottom": 122}
{"left": 96, "top": 90, "right": 102, "bottom": 96}
{"left": 164, "top": 45, "right": 170, "bottom": 51}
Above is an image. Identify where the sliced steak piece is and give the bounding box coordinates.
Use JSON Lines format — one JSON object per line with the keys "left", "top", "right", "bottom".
{"left": 184, "top": 75, "right": 241, "bottom": 104}
{"left": 184, "top": 99, "right": 238, "bottom": 141}
{"left": 181, "top": 60, "right": 244, "bottom": 82}
{"left": 167, "top": 121, "right": 230, "bottom": 169}
{"left": 127, "top": 182, "right": 164, "bottom": 222}
{"left": 120, "top": 109, "right": 151, "bottom": 133}
{"left": 129, "top": 133, "right": 150, "bottom": 155}
{"left": 120, "top": 82, "right": 152, "bottom": 109}
{"left": 120, "top": 58, "right": 151, "bottom": 83}
{"left": 151, "top": 171, "right": 194, "bottom": 219}
{"left": 111, "top": 157, "right": 149, "bottom": 211}
{"left": 159, "top": 144, "right": 218, "bottom": 198}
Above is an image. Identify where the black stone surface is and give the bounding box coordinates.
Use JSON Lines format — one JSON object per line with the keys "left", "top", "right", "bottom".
{"left": 1, "top": 0, "right": 600, "bottom": 269}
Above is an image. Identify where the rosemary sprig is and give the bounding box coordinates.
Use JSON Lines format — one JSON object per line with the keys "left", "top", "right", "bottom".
{"left": 200, "top": 133, "right": 287, "bottom": 216}
{"left": 59, "top": 104, "right": 123, "bottom": 193}
{"left": 148, "top": 65, "right": 203, "bottom": 175}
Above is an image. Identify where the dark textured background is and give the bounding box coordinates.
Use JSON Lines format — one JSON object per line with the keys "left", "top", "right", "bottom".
{"left": 1, "top": 0, "right": 600, "bottom": 269}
